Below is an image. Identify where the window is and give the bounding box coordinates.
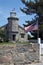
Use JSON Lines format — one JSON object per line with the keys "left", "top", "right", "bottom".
{"left": 21, "top": 34, "right": 25, "bottom": 38}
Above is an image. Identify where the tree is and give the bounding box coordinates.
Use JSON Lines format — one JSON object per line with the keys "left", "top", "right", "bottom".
{"left": 20, "top": 0, "right": 43, "bottom": 39}
{"left": 0, "top": 28, "right": 7, "bottom": 42}
{"left": 0, "top": 28, "right": 5, "bottom": 42}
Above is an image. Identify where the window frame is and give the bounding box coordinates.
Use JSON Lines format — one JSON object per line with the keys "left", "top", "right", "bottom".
{"left": 20, "top": 33, "right": 25, "bottom": 38}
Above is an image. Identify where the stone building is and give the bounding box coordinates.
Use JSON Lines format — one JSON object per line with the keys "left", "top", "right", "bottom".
{"left": 4, "top": 10, "right": 28, "bottom": 42}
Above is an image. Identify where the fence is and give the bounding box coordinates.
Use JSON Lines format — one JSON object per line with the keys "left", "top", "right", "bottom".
{"left": 28, "top": 40, "right": 43, "bottom": 43}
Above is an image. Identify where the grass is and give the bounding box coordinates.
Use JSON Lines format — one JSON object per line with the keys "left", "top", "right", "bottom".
{"left": 41, "top": 54, "right": 43, "bottom": 56}
{"left": 0, "top": 42, "right": 15, "bottom": 46}
{"left": 17, "top": 42, "right": 30, "bottom": 44}
{"left": 0, "top": 41, "right": 30, "bottom": 46}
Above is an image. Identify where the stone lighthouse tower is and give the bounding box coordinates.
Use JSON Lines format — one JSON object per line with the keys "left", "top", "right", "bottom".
{"left": 7, "top": 9, "right": 19, "bottom": 41}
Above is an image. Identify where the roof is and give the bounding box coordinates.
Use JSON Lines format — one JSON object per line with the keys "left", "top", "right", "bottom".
{"left": 7, "top": 17, "right": 19, "bottom": 20}
{"left": 18, "top": 25, "right": 27, "bottom": 33}
{"left": 18, "top": 25, "right": 25, "bottom": 30}
{"left": 0, "top": 24, "right": 8, "bottom": 28}
{"left": 0, "top": 24, "right": 26, "bottom": 32}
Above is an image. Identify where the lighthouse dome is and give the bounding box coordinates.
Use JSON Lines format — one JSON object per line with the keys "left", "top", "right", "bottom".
{"left": 10, "top": 9, "right": 16, "bottom": 17}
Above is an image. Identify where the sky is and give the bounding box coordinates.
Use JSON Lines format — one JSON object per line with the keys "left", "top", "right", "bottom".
{"left": 0, "top": 0, "right": 35, "bottom": 37}
{"left": 0, "top": 0, "right": 35, "bottom": 27}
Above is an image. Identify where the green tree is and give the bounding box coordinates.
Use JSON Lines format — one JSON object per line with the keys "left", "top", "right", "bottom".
{"left": 0, "top": 28, "right": 5, "bottom": 42}
{"left": 20, "top": 0, "right": 43, "bottom": 39}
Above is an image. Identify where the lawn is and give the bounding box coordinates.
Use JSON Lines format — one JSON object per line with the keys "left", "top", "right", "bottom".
{"left": 0, "top": 42, "right": 14, "bottom": 46}
{"left": 0, "top": 41, "right": 30, "bottom": 46}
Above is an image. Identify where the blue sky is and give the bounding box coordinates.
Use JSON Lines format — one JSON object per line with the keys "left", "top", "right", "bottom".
{"left": 0, "top": 0, "right": 35, "bottom": 37}
{"left": 0, "top": 0, "right": 35, "bottom": 27}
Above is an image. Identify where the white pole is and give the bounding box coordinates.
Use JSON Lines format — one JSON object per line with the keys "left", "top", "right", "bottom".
{"left": 37, "top": 17, "right": 41, "bottom": 61}
{"left": 38, "top": 38, "right": 41, "bottom": 61}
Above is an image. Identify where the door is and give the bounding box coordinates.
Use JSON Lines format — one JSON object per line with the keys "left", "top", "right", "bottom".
{"left": 13, "top": 35, "right": 16, "bottom": 41}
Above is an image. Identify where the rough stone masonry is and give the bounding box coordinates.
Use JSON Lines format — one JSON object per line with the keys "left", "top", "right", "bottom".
{"left": 0, "top": 43, "right": 40, "bottom": 65}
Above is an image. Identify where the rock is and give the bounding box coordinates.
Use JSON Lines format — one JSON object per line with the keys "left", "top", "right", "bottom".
{"left": 0, "top": 54, "right": 12, "bottom": 63}
{"left": 0, "top": 44, "right": 40, "bottom": 65}
{"left": 13, "top": 53, "right": 24, "bottom": 62}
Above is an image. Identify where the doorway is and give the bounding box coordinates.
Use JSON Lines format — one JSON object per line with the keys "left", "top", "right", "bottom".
{"left": 13, "top": 35, "right": 16, "bottom": 41}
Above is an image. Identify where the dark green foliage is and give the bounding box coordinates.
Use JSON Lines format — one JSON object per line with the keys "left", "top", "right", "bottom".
{"left": 0, "top": 28, "right": 5, "bottom": 42}
{"left": 0, "top": 28, "right": 8, "bottom": 42}
{"left": 20, "top": 0, "right": 43, "bottom": 39}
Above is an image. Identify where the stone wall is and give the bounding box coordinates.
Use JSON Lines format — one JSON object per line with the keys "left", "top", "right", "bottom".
{"left": 0, "top": 43, "right": 40, "bottom": 65}
{"left": 18, "top": 27, "right": 28, "bottom": 42}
